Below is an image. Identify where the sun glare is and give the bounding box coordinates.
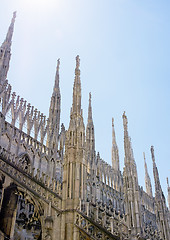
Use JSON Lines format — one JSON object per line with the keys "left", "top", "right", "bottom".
{"left": 17, "top": 0, "right": 61, "bottom": 12}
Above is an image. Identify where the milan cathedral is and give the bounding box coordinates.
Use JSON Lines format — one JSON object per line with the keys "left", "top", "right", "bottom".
{"left": 0, "top": 13, "right": 170, "bottom": 240}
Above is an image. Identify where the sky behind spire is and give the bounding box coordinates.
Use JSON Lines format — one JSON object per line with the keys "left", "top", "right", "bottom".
{"left": 0, "top": 0, "right": 170, "bottom": 203}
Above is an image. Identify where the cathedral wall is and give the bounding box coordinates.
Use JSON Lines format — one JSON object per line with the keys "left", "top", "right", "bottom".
{"left": 0, "top": 134, "right": 10, "bottom": 150}
{"left": 0, "top": 117, "right": 57, "bottom": 181}
{"left": 139, "top": 187, "right": 155, "bottom": 213}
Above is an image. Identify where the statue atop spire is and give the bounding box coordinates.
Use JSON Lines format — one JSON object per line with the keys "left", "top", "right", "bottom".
{"left": 53, "top": 58, "right": 60, "bottom": 93}
{"left": 88, "top": 92, "right": 92, "bottom": 122}
{"left": 57, "top": 58, "right": 60, "bottom": 72}
{"left": 122, "top": 111, "right": 128, "bottom": 130}
{"left": 76, "top": 55, "right": 80, "bottom": 68}
{"left": 0, "top": 12, "right": 16, "bottom": 85}
{"left": 75, "top": 55, "right": 80, "bottom": 76}
{"left": 143, "top": 152, "right": 152, "bottom": 197}
{"left": 112, "top": 117, "right": 119, "bottom": 171}
{"left": 122, "top": 111, "right": 135, "bottom": 164}
{"left": 71, "top": 55, "right": 82, "bottom": 115}
{"left": 151, "top": 146, "right": 155, "bottom": 163}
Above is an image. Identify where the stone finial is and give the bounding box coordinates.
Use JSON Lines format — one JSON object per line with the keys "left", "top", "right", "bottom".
{"left": 112, "top": 117, "right": 116, "bottom": 143}
{"left": 89, "top": 92, "right": 91, "bottom": 101}
{"left": 88, "top": 92, "right": 92, "bottom": 122}
{"left": 151, "top": 146, "right": 155, "bottom": 162}
{"left": 122, "top": 111, "right": 128, "bottom": 125}
{"left": 75, "top": 55, "right": 80, "bottom": 76}
{"left": 57, "top": 58, "right": 60, "bottom": 72}
{"left": 76, "top": 55, "right": 80, "bottom": 69}
{"left": 13, "top": 11, "right": 17, "bottom": 19}
{"left": 112, "top": 117, "right": 114, "bottom": 127}
{"left": 122, "top": 112, "right": 129, "bottom": 136}
{"left": 71, "top": 55, "right": 82, "bottom": 116}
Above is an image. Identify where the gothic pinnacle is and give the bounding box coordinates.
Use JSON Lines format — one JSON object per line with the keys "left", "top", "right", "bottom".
{"left": 143, "top": 152, "right": 147, "bottom": 171}
{"left": 72, "top": 55, "right": 82, "bottom": 115}
{"left": 122, "top": 111, "right": 128, "bottom": 134}
{"left": 151, "top": 146, "right": 155, "bottom": 163}
{"left": 5, "top": 12, "right": 16, "bottom": 44}
{"left": 57, "top": 58, "right": 60, "bottom": 72}
{"left": 112, "top": 118, "right": 116, "bottom": 145}
{"left": 53, "top": 58, "right": 60, "bottom": 94}
{"left": 112, "top": 117, "right": 119, "bottom": 171}
{"left": 151, "top": 146, "right": 162, "bottom": 197}
{"left": 88, "top": 92, "right": 92, "bottom": 122}
{"left": 122, "top": 112, "right": 136, "bottom": 165}
{"left": 86, "top": 92, "right": 95, "bottom": 166}
{"left": 75, "top": 55, "right": 80, "bottom": 76}
{"left": 47, "top": 58, "right": 61, "bottom": 149}
{"left": 0, "top": 12, "right": 16, "bottom": 85}
{"left": 143, "top": 152, "right": 152, "bottom": 197}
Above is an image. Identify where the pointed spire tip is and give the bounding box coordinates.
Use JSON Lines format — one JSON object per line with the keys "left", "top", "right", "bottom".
{"left": 57, "top": 58, "right": 60, "bottom": 72}
{"left": 112, "top": 117, "right": 114, "bottom": 126}
{"left": 88, "top": 92, "right": 92, "bottom": 121}
{"left": 75, "top": 55, "right": 80, "bottom": 76}
{"left": 151, "top": 146, "right": 155, "bottom": 162}
{"left": 13, "top": 11, "right": 17, "bottom": 18}
{"left": 143, "top": 152, "right": 146, "bottom": 161}
{"left": 76, "top": 55, "right": 80, "bottom": 69}
{"left": 89, "top": 92, "right": 91, "bottom": 100}
{"left": 122, "top": 111, "right": 128, "bottom": 128}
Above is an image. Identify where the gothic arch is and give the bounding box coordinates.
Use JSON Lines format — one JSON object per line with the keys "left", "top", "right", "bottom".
{"left": 16, "top": 186, "right": 44, "bottom": 217}
{"left": 14, "top": 189, "right": 42, "bottom": 240}
{"left": 1, "top": 183, "right": 43, "bottom": 240}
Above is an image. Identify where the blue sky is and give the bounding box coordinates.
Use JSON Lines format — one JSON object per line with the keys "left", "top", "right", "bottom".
{"left": 0, "top": 0, "right": 170, "bottom": 203}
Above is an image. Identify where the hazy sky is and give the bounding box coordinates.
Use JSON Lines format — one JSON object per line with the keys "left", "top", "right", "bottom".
{"left": 0, "top": 0, "right": 170, "bottom": 202}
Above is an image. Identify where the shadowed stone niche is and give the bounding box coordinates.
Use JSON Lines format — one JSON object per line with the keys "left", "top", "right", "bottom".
{"left": 0, "top": 183, "right": 42, "bottom": 240}
{"left": 14, "top": 192, "right": 42, "bottom": 240}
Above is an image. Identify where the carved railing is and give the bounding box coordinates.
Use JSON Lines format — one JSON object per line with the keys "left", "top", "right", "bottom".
{"left": 78, "top": 200, "right": 128, "bottom": 240}
{"left": 143, "top": 223, "right": 161, "bottom": 240}
{"left": 86, "top": 175, "right": 125, "bottom": 217}
{"left": 0, "top": 146, "right": 62, "bottom": 211}
{"left": 75, "top": 210, "right": 128, "bottom": 240}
